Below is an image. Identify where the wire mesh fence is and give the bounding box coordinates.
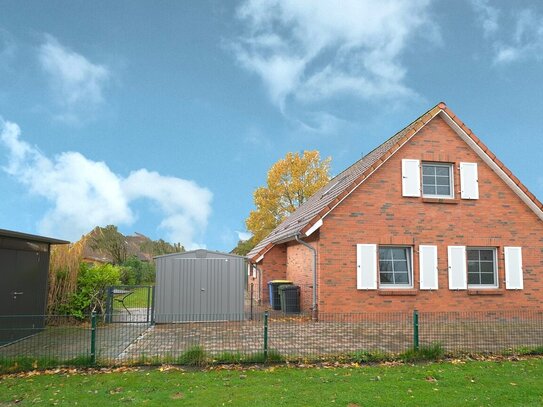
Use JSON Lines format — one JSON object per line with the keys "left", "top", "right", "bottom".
{"left": 1, "top": 309, "right": 543, "bottom": 371}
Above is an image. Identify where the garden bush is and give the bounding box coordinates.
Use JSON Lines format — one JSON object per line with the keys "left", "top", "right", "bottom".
{"left": 120, "top": 256, "right": 155, "bottom": 285}
{"left": 61, "top": 263, "right": 121, "bottom": 319}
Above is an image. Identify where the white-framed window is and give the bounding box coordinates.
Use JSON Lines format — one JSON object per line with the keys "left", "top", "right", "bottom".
{"left": 467, "top": 247, "right": 498, "bottom": 288}
{"left": 422, "top": 162, "right": 454, "bottom": 198}
{"left": 378, "top": 246, "right": 413, "bottom": 288}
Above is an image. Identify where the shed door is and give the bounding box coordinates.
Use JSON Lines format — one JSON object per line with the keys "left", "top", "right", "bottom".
{"left": 0, "top": 249, "right": 45, "bottom": 316}
{"left": 0, "top": 249, "right": 47, "bottom": 344}
{"left": 198, "top": 259, "right": 243, "bottom": 319}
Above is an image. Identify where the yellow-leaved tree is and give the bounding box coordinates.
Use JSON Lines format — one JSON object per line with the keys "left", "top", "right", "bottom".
{"left": 245, "top": 150, "right": 331, "bottom": 247}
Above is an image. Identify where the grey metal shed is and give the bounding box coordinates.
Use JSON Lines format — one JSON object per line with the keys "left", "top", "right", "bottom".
{"left": 154, "top": 249, "right": 247, "bottom": 323}
{"left": 0, "top": 229, "right": 69, "bottom": 344}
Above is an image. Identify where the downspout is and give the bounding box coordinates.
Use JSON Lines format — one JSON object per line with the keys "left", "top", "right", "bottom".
{"left": 295, "top": 234, "right": 318, "bottom": 321}
{"left": 249, "top": 263, "right": 263, "bottom": 305}
{"left": 255, "top": 264, "right": 262, "bottom": 305}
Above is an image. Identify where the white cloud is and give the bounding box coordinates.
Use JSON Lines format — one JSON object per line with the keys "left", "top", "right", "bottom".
{"left": 293, "top": 111, "right": 351, "bottom": 135}
{"left": 471, "top": 0, "right": 500, "bottom": 38}
{"left": 471, "top": 3, "right": 543, "bottom": 64}
{"left": 0, "top": 118, "right": 212, "bottom": 248}
{"left": 232, "top": 0, "right": 436, "bottom": 110}
{"left": 236, "top": 230, "right": 252, "bottom": 241}
{"left": 0, "top": 29, "right": 16, "bottom": 69}
{"left": 38, "top": 35, "right": 110, "bottom": 122}
{"left": 243, "top": 126, "right": 272, "bottom": 149}
{"left": 495, "top": 9, "right": 543, "bottom": 64}
{"left": 122, "top": 169, "right": 212, "bottom": 247}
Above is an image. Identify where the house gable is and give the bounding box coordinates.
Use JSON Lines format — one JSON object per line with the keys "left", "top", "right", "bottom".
{"left": 249, "top": 102, "right": 543, "bottom": 263}
{"left": 316, "top": 113, "right": 543, "bottom": 312}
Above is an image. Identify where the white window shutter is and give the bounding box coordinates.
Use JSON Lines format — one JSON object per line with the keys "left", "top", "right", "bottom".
{"left": 402, "top": 159, "right": 421, "bottom": 197}
{"left": 460, "top": 162, "right": 479, "bottom": 199}
{"left": 420, "top": 245, "right": 438, "bottom": 290}
{"left": 505, "top": 247, "right": 523, "bottom": 289}
{"left": 448, "top": 246, "right": 467, "bottom": 289}
{"left": 357, "top": 244, "right": 377, "bottom": 289}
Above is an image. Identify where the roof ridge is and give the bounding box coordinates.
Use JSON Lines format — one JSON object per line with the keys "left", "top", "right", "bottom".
{"left": 330, "top": 103, "right": 443, "bottom": 182}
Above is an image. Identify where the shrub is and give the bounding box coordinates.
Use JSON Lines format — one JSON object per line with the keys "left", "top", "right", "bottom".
{"left": 120, "top": 256, "right": 155, "bottom": 285}
{"left": 214, "top": 352, "right": 245, "bottom": 364}
{"left": 61, "top": 263, "right": 121, "bottom": 318}
{"left": 351, "top": 350, "right": 390, "bottom": 363}
{"left": 400, "top": 343, "right": 445, "bottom": 363}
{"left": 505, "top": 346, "right": 543, "bottom": 356}
{"left": 177, "top": 345, "right": 207, "bottom": 366}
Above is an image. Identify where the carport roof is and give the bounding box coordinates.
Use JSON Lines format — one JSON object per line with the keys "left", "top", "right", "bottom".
{"left": 0, "top": 228, "right": 70, "bottom": 245}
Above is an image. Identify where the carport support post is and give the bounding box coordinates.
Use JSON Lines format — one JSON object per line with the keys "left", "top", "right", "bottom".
{"left": 90, "top": 311, "right": 97, "bottom": 365}
{"left": 413, "top": 309, "right": 419, "bottom": 351}
{"left": 263, "top": 311, "right": 269, "bottom": 361}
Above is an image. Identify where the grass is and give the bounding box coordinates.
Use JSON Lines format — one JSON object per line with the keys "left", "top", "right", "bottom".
{"left": 1, "top": 358, "right": 543, "bottom": 405}
{"left": 177, "top": 345, "right": 207, "bottom": 366}
{"left": 112, "top": 286, "right": 153, "bottom": 309}
{"left": 0, "top": 355, "right": 94, "bottom": 374}
{"left": 400, "top": 343, "right": 445, "bottom": 362}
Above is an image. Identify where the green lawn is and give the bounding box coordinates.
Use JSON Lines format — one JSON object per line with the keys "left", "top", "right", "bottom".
{"left": 112, "top": 286, "right": 153, "bottom": 309}
{"left": 1, "top": 359, "right": 543, "bottom": 406}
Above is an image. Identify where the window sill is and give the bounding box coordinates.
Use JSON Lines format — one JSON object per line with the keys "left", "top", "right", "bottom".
{"left": 467, "top": 289, "right": 504, "bottom": 296}
{"left": 378, "top": 290, "right": 418, "bottom": 296}
{"left": 422, "top": 197, "right": 459, "bottom": 204}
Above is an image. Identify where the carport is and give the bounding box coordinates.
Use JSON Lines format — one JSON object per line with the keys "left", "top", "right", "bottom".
{"left": 154, "top": 249, "right": 246, "bottom": 323}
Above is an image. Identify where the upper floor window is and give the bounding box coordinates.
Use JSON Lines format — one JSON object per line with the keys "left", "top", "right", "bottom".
{"left": 422, "top": 163, "right": 454, "bottom": 198}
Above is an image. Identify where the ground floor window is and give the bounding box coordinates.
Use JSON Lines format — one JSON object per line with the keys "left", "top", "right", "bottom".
{"left": 467, "top": 247, "right": 497, "bottom": 288}
{"left": 378, "top": 246, "right": 412, "bottom": 287}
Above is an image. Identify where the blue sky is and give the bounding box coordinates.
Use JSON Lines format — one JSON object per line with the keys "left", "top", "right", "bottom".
{"left": 1, "top": 0, "right": 543, "bottom": 250}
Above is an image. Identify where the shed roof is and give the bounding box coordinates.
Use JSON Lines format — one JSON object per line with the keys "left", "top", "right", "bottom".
{"left": 154, "top": 249, "right": 247, "bottom": 260}
{"left": 0, "top": 228, "right": 69, "bottom": 245}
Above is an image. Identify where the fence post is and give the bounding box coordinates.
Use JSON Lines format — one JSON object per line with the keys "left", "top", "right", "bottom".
{"left": 146, "top": 286, "right": 151, "bottom": 324}
{"left": 105, "top": 287, "right": 112, "bottom": 323}
{"left": 263, "top": 311, "right": 269, "bottom": 361}
{"left": 150, "top": 285, "right": 156, "bottom": 325}
{"left": 90, "top": 311, "right": 97, "bottom": 364}
{"left": 413, "top": 309, "right": 419, "bottom": 351}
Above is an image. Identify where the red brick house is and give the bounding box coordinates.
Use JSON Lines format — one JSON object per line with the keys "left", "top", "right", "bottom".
{"left": 247, "top": 102, "right": 543, "bottom": 316}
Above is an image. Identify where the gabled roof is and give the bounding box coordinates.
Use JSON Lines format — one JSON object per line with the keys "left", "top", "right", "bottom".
{"left": 247, "top": 102, "right": 543, "bottom": 262}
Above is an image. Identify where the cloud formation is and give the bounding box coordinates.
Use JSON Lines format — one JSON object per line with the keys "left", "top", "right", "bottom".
{"left": 0, "top": 118, "right": 212, "bottom": 248}
{"left": 0, "top": 29, "right": 16, "bottom": 68}
{"left": 232, "top": 0, "right": 436, "bottom": 110}
{"left": 471, "top": 2, "right": 543, "bottom": 64}
{"left": 38, "top": 35, "right": 110, "bottom": 122}
{"left": 471, "top": 0, "right": 500, "bottom": 38}
{"left": 236, "top": 230, "right": 252, "bottom": 241}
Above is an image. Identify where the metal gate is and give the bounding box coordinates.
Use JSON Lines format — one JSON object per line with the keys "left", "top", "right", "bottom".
{"left": 105, "top": 285, "right": 154, "bottom": 323}
{"left": 154, "top": 258, "right": 245, "bottom": 323}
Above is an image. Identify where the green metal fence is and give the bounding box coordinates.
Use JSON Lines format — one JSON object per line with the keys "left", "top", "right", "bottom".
{"left": 1, "top": 309, "right": 543, "bottom": 371}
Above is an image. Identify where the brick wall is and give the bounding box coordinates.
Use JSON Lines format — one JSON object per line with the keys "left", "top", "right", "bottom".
{"left": 286, "top": 235, "right": 318, "bottom": 312}
{"left": 257, "top": 244, "right": 287, "bottom": 305}
{"left": 315, "top": 115, "right": 543, "bottom": 313}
